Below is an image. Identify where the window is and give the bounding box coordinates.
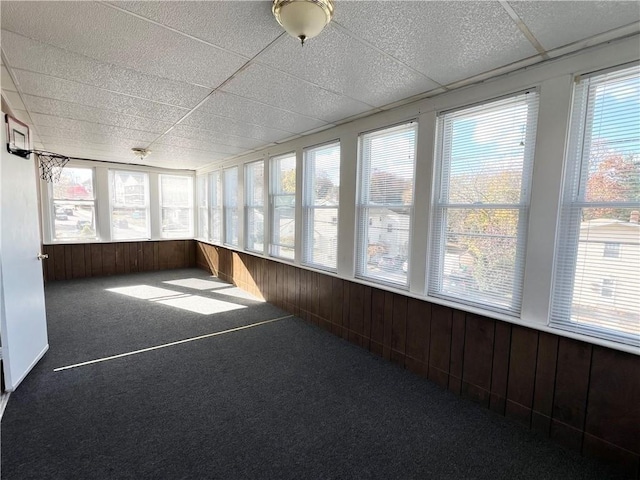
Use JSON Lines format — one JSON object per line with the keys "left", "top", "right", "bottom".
{"left": 603, "top": 242, "right": 621, "bottom": 258}
{"left": 245, "top": 161, "right": 264, "bottom": 253}
{"left": 551, "top": 65, "right": 640, "bottom": 346}
{"left": 51, "top": 166, "right": 97, "bottom": 241}
{"left": 196, "top": 175, "right": 208, "bottom": 240}
{"left": 303, "top": 141, "right": 340, "bottom": 270}
{"left": 209, "top": 171, "right": 222, "bottom": 243}
{"left": 356, "top": 123, "right": 416, "bottom": 287}
{"left": 270, "top": 153, "right": 296, "bottom": 260}
{"left": 159, "top": 174, "right": 193, "bottom": 238}
{"left": 429, "top": 91, "right": 539, "bottom": 314}
{"left": 109, "top": 170, "right": 149, "bottom": 240}
{"left": 224, "top": 167, "right": 239, "bottom": 246}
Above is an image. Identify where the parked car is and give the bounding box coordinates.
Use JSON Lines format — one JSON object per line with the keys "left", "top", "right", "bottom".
{"left": 76, "top": 220, "right": 91, "bottom": 231}
{"left": 378, "top": 255, "right": 404, "bottom": 271}
{"left": 55, "top": 208, "right": 67, "bottom": 221}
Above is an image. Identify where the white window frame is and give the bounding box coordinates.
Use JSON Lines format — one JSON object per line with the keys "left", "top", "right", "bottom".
{"left": 355, "top": 122, "right": 417, "bottom": 288}
{"left": 49, "top": 165, "right": 98, "bottom": 242}
{"left": 550, "top": 64, "right": 640, "bottom": 347}
{"left": 223, "top": 166, "right": 239, "bottom": 247}
{"left": 269, "top": 152, "right": 296, "bottom": 260}
{"left": 196, "top": 174, "right": 208, "bottom": 240}
{"left": 159, "top": 174, "right": 194, "bottom": 239}
{"left": 209, "top": 171, "right": 222, "bottom": 244}
{"left": 109, "top": 169, "right": 150, "bottom": 241}
{"left": 302, "top": 141, "right": 341, "bottom": 272}
{"left": 244, "top": 160, "right": 264, "bottom": 254}
{"left": 428, "top": 90, "right": 539, "bottom": 316}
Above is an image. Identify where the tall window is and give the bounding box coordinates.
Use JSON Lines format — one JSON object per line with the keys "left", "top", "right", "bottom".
{"left": 270, "top": 152, "right": 296, "bottom": 260}
{"left": 209, "top": 171, "right": 222, "bottom": 243}
{"left": 51, "top": 166, "right": 97, "bottom": 241}
{"left": 551, "top": 65, "right": 640, "bottom": 346}
{"left": 356, "top": 123, "right": 416, "bottom": 287}
{"left": 245, "top": 161, "right": 264, "bottom": 253}
{"left": 303, "top": 141, "right": 340, "bottom": 271}
{"left": 429, "top": 91, "right": 539, "bottom": 314}
{"left": 196, "top": 175, "right": 208, "bottom": 240}
{"left": 109, "top": 170, "right": 149, "bottom": 240}
{"left": 223, "top": 167, "right": 239, "bottom": 246}
{"left": 159, "top": 174, "right": 193, "bottom": 239}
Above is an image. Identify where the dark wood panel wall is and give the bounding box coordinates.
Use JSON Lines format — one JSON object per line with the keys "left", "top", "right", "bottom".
{"left": 197, "top": 241, "right": 640, "bottom": 477}
{"left": 42, "top": 240, "right": 195, "bottom": 281}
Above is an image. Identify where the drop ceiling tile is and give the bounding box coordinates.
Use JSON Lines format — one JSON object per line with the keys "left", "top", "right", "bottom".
{"left": 180, "top": 109, "right": 292, "bottom": 143}
{"left": 13, "top": 109, "right": 33, "bottom": 126}
{"left": 24, "top": 96, "right": 174, "bottom": 135}
{"left": 198, "top": 91, "right": 327, "bottom": 134}
{"left": 108, "top": 1, "right": 282, "bottom": 58}
{"left": 1, "top": 31, "right": 211, "bottom": 108}
{"left": 334, "top": 1, "right": 537, "bottom": 85}
{"left": 12, "top": 70, "right": 189, "bottom": 123}
{"left": 41, "top": 144, "right": 135, "bottom": 162}
{"left": 1, "top": 1, "right": 247, "bottom": 88}
{"left": 170, "top": 124, "right": 267, "bottom": 150}
{"left": 3, "top": 90, "right": 25, "bottom": 110}
{"left": 221, "top": 64, "right": 372, "bottom": 122}
{"left": 150, "top": 144, "right": 228, "bottom": 165}
{"left": 258, "top": 25, "right": 440, "bottom": 108}
{"left": 1, "top": 66, "right": 17, "bottom": 91}
{"left": 153, "top": 134, "right": 247, "bottom": 156}
{"left": 36, "top": 127, "right": 151, "bottom": 148}
{"left": 510, "top": 1, "right": 640, "bottom": 51}
{"left": 31, "top": 115, "right": 159, "bottom": 143}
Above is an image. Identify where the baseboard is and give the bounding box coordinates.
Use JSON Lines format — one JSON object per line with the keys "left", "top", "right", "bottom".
{"left": 4, "top": 344, "right": 49, "bottom": 392}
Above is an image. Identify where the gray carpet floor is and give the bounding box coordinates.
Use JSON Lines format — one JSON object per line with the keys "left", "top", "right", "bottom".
{"left": 1, "top": 269, "right": 627, "bottom": 479}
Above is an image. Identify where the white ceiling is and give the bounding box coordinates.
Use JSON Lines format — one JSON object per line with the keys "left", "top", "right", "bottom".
{"left": 1, "top": 1, "right": 639, "bottom": 170}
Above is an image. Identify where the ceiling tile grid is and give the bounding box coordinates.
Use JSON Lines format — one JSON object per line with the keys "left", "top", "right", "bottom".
{"left": 1, "top": 1, "right": 638, "bottom": 169}
{"left": 1, "top": 31, "right": 211, "bottom": 109}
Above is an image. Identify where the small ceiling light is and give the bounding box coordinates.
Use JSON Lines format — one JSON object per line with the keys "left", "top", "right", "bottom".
{"left": 131, "top": 147, "right": 151, "bottom": 159}
{"left": 272, "top": 0, "right": 334, "bottom": 46}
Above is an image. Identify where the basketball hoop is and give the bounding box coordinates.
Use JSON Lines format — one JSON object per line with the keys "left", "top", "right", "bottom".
{"left": 34, "top": 151, "right": 71, "bottom": 183}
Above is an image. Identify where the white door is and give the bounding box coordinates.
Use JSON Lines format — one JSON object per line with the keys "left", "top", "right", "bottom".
{"left": 0, "top": 120, "right": 49, "bottom": 391}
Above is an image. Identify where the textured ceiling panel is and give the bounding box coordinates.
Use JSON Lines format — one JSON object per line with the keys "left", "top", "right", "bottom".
{"left": 3, "top": 90, "right": 25, "bottom": 110}
{"left": 12, "top": 70, "right": 190, "bottom": 123}
{"left": 180, "top": 109, "right": 293, "bottom": 143}
{"left": 169, "top": 124, "right": 265, "bottom": 150}
{"left": 198, "top": 92, "right": 327, "bottom": 134}
{"left": 510, "top": 1, "right": 640, "bottom": 51}
{"left": 1, "top": 1, "right": 247, "bottom": 88}
{"left": 107, "top": 1, "right": 282, "bottom": 58}
{"left": 153, "top": 135, "right": 247, "bottom": 156}
{"left": 258, "top": 25, "right": 441, "bottom": 107}
{"left": 1, "top": 31, "right": 210, "bottom": 109}
{"left": 35, "top": 127, "right": 150, "bottom": 148}
{"left": 23, "top": 96, "right": 175, "bottom": 135}
{"left": 334, "top": 1, "right": 537, "bottom": 85}
{"left": 221, "top": 64, "right": 373, "bottom": 122}
{"left": 31, "top": 116, "right": 159, "bottom": 144}
{"left": 1, "top": 66, "right": 17, "bottom": 91}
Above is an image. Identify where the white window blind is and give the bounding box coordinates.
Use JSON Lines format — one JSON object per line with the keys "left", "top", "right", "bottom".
{"left": 209, "top": 171, "right": 222, "bottom": 244}
{"left": 551, "top": 64, "right": 640, "bottom": 346}
{"left": 356, "top": 123, "right": 416, "bottom": 287}
{"left": 223, "top": 166, "right": 239, "bottom": 246}
{"left": 429, "top": 91, "right": 539, "bottom": 315}
{"left": 51, "top": 167, "right": 97, "bottom": 241}
{"left": 160, "top": 175, "right": 194, "bottom": 239}
{"left": 270, "top": 152, "right": 296, "bottom": 260}
{"left": 196, "top": 174, "right": 208, "bottom": 240}
{"left": 245, "top": 160, "right": 264, "bottom": 253}
{"left": 303, "top": 142, "right": 340, "bottom": 271}
{"left": 109, "top": 170, "right": 149, "bottom": 240}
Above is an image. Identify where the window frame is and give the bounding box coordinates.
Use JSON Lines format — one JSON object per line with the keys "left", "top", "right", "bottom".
{"left": 108, "top": 169, "right": 150, "bottom": 241}
{"left": 208, "top": 170, "right": 222, "bottom": 244}
{"left": 196, "top": 174, "right": 209, "bottom": 241}
{"left": 223, "top": 166, "right": 239, "bottom": 247}
{"left": 269, "top": 152, "right": 297, "bottom": 261}
{"left": 244, "top": 160, "right": 265, "bottom": 254}
{"left": 49, "top": 165, "right": 98, "bottom": 242}
{"left": 159, "top": 173, "right": 194, "bottom": 239}
{"left": 302, "top": 140, "right": 341, "bottom": 272}
{"left": 355, "top": 122, "right": 417, "bottom": 288}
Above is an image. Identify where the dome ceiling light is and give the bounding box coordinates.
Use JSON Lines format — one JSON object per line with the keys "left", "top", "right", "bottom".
{"left": 272, "top": 0, "right": 334, "bottom": 46}
{"left": 131, "top": 147, "right": 151, "bottom": 160}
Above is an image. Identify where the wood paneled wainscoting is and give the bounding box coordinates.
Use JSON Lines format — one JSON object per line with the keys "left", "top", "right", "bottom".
{"left": 196, "top": 241, "right": 640, "bottom": 478}
{"left": 42, "top": 240, "right": 196, "bottom": 282}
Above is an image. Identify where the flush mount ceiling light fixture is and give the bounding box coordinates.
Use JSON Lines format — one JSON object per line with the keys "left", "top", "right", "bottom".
{"left": 131, "top": 147, "right": 151, "bottom": 160}
{"left": 272, "top": 0, "right": 334, "bottom": 46}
